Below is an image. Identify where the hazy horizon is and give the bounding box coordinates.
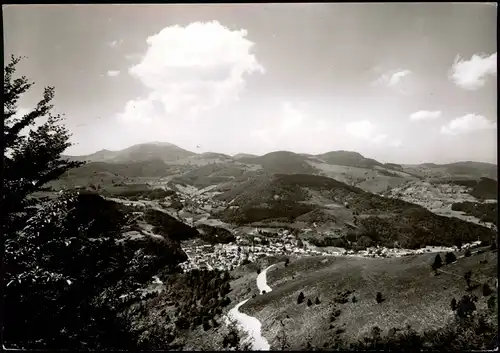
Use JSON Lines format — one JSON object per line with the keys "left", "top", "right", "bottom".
{"left": 3, "top": 3, "right": 497, "bottom": 164}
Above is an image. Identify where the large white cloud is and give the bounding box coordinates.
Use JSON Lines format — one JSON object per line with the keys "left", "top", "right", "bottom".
{"left": 118, "top": 21, "right": 264, "bottom": 124}
{"left": 409, "top": 110, "right": 442, "bottom": 122}
{"left": 449, "top": 52, "right": 497, "bottom": 90}
{"left": 440, "top": 113, "right": 496, "bottom": 135}
{"left": 373, "top": 69, "right": 412, "bottom": 87}
{"left": 345, "top": 120, "right": 397, "bottom": 146}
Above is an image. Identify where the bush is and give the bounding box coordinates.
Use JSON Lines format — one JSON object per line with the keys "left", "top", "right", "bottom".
{"left": 315, "top": 297, "right": 321, "bottom": 305}
{"left": 297, "top": 292, "right": 305, "bottom": 304}
{"left": 307, "top": 298, "right": 313, "bottom": 307}
{"left": 376, "top": 292, "right": 384, "bottom": 304}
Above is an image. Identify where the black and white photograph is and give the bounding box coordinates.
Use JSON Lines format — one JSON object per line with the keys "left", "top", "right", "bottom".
{"left": 2, "top": 3, "right": 498, "bottom": 351}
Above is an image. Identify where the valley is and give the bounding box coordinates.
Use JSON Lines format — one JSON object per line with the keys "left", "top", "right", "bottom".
{"left": 43, "top": 141, "right": 498, "bottom": 350}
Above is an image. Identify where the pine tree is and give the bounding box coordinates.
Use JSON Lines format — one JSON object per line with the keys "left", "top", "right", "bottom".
{"left": 445, "top": 252, "right": 457, "bottom": 264}
{"left": 450, "top": 298, "right": 457, "bottom": 311}
{"left": 297, "top": 291, "right": 305, "bottom": 304}
{"left": 464, "top": 270, "right": 472, "bottom": 289}
{"left": 431, "top": 254, "right": 443, "bottom": 274}
{"left": 3, "top": 55, "right": 83, "bottom": 237}
{"left": 307, "top": 298, "right": 313, "bottom": 306}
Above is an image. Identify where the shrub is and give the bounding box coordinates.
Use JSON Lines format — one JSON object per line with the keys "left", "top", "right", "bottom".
{"left": 315, "top": 297, "right": 321, "bottom": 305}
{"left": 376, "top": 292, "right": 384, "bottom": 304}
{"left": 456, "top": 295, "right": 477, "bottom": 319}
{"left": 307, "top": 298, "right": 313, "bottom": 306}
{"left": 352, "top": 296, "right": 357, "bottom": 303}
{"left": 297, "top": 292, "right": 305, "bottom": 304}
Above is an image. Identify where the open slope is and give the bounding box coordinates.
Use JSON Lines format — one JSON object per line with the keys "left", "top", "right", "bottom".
{"left": 241, "top": 249, "right": 498, "bottom": 349}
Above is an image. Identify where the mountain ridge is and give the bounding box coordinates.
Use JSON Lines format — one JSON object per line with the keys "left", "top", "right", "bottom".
{"left": 64, "top": 141, "right": 497, "bottom": 167}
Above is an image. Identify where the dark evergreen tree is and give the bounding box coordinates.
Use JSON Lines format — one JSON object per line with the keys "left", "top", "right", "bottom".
{"left": 445, "top": 252, "right": 457, "bottom": 264}
{"left": 464, "top": 270, "right": 472, "bottom": 289}
{"left": 431, "top": 254, "right": 443, "bottom": 274}
{"left": 451, "top": 298, "right": 457, "bottom": 311}
{"left": 297, "top": 291, "right": 305, "bottom": 304}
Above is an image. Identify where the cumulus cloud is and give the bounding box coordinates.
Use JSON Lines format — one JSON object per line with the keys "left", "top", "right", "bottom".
{"left": 409, "top": 110, "right": 442, "bottom": 122}
{"left": 345, "top": 120, "right": 397, "bottom": 146}
{"left": 389, "top": 139, "right": 402, "bottom": 148}
{"left": 440, "top": 114, "right": 496, "bottom": 135}
{"left": 374, "top": 69, "right": 412, "bottom": 87}
{"left": 108, "top": 39, "right": 123, "bottom": 47}
{"left": 280, "top": 101, "right": 304, "bottom": 133}
{"left": 345, "top": 120, "right": 374, "bottom": 139}
{"left": 107, "top": 70, "right": 120, "bottom": 77}
{"left": 449, "top": 52, "right": 497, "bottom": 90}
{"left": 118, "top": 21, "right": 264, "bottom": 124}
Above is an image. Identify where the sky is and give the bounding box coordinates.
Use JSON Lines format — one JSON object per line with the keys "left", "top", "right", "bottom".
{"left": 3, "top": 3, "right": 498, "bottom": 164}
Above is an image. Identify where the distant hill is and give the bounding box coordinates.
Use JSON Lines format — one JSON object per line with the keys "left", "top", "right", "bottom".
{"left": 64, "top": 142, "right": 196, "bottom": 163}
{"left": 171, "top": 163, "right": 249, "bottom": 188}
{"left": 403, "top": 161, "right": 497, "bottom": 180}
{"left": 238, "top": 151, "right": 318, "bottom": 175}
{"left": 315, "top": 151, "right": 383, "bottom": 169}
{"left": 67, "top": 159, "right": 175, "bottom": 178}
{"left": 233, "top": 153, "right": 258, "bottom": 160}
{"left": 215, "top": 173, "right": 495, "bottom": 249}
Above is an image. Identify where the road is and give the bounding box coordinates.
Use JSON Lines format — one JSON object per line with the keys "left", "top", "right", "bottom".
{"left": 225, "top": 264, "right": 276, "bottom": 350}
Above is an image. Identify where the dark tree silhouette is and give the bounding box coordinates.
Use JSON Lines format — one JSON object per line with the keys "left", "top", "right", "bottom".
{"left": 297, "top": 291, "right": 305, "bottom": 304}
{"left": 464, "top": 270, "right": 472, "bottom": 289}
{"left": 445, "top": 252, "right": 457, "bottom": 264}
{"left": 451, "top": 298, "right": 457, "bottom": 311}
{"left": 456, "top": 295, "right": 477, "bottom": 319}
{"left": 482, "top": 283, "right": 493, "bottom": 297}
{"left": 431, "top": 254, "right": 443, "bottom": 274}
{"left": 315, "top": 297, "right": 321, "bottom": 305}
{"left": 307, "top": 298, "right": 313, "bottom": 306}
{"left": 375, "top": 292, "right": 384, "bottom": 304}
{"left": 3, "top": 55, "right": 84, "bottom": 237}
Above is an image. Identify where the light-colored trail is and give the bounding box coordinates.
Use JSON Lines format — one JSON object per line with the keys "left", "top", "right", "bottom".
{"left": 226, "top": 264, "right": 276, "bottom": 350}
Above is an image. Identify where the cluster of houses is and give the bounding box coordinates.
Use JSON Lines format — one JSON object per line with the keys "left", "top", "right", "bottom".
{"left": 178, "top": 229, "right": 331, "bottom": 273}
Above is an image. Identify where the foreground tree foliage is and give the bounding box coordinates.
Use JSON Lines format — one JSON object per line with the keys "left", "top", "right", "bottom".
{"left": 3, "top": 56, "right": 189, "bottom": 350}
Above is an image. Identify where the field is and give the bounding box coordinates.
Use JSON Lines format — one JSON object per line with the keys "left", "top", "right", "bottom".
{"left": 240, "top": 249, "right": 498, "bottom": 349}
